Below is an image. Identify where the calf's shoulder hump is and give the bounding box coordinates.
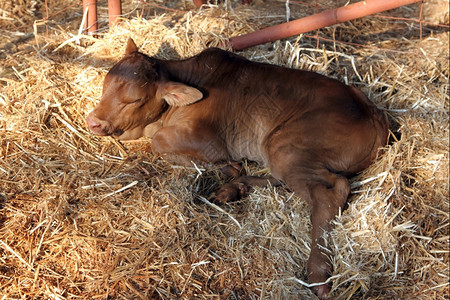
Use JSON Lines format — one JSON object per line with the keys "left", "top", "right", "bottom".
{"left": 195, "top": 48, "right": 249, "bottom": 67}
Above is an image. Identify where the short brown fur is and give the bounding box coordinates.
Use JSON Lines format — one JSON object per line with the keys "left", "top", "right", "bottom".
{"left": 87, "top": 39, "right": 388, "bottom": 299}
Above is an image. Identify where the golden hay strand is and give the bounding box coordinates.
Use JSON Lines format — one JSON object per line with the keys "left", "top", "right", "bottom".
{"left": 0, "top": 1, "right": 448, "bottom": 299}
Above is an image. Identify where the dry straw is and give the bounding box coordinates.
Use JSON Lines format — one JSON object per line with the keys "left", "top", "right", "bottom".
{"left": 0, "top": 0, "right": 448, "bottom": 299}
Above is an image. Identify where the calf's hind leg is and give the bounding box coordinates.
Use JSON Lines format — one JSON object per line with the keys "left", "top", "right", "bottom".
{"left": 282, "top": 169, "right": 350, "bottom": 299}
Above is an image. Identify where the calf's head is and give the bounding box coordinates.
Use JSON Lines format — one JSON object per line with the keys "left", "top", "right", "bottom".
{"left": 86, "top": 38, "right": 203, "bottom": 140}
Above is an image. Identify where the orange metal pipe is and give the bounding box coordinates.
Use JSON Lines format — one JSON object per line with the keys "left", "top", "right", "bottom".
{"left": 108, "top": 0, "right": 122, "bottom": 27}
{"left": 82, "top": 0, "right": 98, "bottom": 35}
{"left": 229, "top": 0, "right": 422, "bottom": 50}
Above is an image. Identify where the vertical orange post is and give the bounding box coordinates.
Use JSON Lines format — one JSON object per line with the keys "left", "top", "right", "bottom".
{"left": 82, "top": 0, "right": 98, "bottom": 35}
{"left": 108, "top": 0, "right": 122, "bottom": 27}
{"left": 193, "top": 0, "right": 206, "bottom": 7}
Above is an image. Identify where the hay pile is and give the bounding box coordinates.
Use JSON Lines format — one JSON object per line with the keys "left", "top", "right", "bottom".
{"left": 0, "top": 0, "right": 448, "bottom": 299}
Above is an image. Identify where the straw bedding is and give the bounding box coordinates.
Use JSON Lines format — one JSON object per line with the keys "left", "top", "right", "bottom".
{"left": 0, "top": 0, "right": 448, "bottom": 299}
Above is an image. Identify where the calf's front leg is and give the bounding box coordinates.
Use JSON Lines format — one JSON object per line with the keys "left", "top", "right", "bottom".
{"left": 151, "top": 125, "right": 229, "bottom": 165}
{"left": 215, "top": 175, "right": 282, "bottom": 203}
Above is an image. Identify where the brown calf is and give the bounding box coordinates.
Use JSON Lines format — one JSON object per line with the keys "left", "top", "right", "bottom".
{"left": 87, "top": 39, "right": 388, "bottom": 299}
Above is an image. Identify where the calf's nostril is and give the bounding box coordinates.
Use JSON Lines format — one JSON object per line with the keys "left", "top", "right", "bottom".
{"left": 86, "top": 116, "right": 101, "bottom": 129}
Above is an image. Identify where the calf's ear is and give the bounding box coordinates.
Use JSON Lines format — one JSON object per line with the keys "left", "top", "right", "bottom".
{"left": 157, "top": 81, "right": 203, "bottom": 106}
{"left": 125, "top": 38, "right": 138, "bottom": 55}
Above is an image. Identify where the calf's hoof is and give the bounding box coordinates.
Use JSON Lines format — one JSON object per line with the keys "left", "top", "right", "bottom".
{"left": 312, "top": 284, "right": 331, "bottom": 300}
{"left": 214, "top": 182, "right": 249, "bottom": 204}
{"left": 308, "top": 251, "right": 333, "bottom": 299}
